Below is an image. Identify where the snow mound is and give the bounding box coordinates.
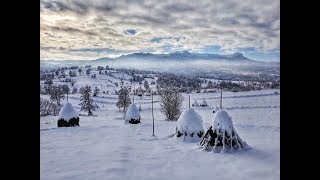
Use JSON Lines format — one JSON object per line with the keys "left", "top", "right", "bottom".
{"left": 125, "top": 103, "right": 141, "bottom": 121}
{"left": 58, "top": 102, "right": 79, "bottom": 121}
{"left": 192, "top": 100, "right": 199, "bottom": 107}
{"left": 212, "top": 109, "right": 233, "bottom": 135}
{"left": 175, "top": 108, "right": 204, "bottom": 142}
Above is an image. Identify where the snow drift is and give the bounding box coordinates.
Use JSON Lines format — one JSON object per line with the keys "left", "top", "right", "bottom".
{"left": 57, "top": 102, "right": 79, "bottom": 127}
{"left": 175, "top": 108, "right": 204, "bottom": 142}
{"left": 198, "top": 109, "right": 250, "bottom": 152}
{"left": 125, "top": 103, "right": 141, "bottom": 124}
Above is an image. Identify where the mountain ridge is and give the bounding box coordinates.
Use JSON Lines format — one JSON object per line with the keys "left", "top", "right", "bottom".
{"left": 95, "top": 50, "right": 251, "bottom": 61}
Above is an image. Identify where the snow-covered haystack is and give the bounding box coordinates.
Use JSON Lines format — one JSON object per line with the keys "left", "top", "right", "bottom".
{"left": 175, "top": 108, "right": 204, "bottom": 142}
{"left": 57, "top": 102, "right": 79, "bottom": 127}
{"left": 125, "top": 103, "right": 141, "bottom": 124}
{"left": 198, "top": 109, "right": 250, "bottom": 152}
{"left": 192, "top": 100, "right": 199, "bottom": 107}
{"left": 200, "top": 99, "right": 207, "bottom": 107}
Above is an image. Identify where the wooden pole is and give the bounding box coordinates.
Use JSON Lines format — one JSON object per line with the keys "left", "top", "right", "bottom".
{"left": 152, "top": 90, "right": 155, "bottom": 136}
{"left": 189, "top": 95, "right": 190, "bottom": 108}
{"left": 67, "top": 91, "right": 68, "bottom": 102}
{"left": 220, "top": 81, "right": 223, "bottom": 109}
{"left": 133, "top": 83, "right": 135, "bottom": 104}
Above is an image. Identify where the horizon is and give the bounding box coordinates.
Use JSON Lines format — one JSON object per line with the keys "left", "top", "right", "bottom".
{"left": 40, "top": 0, "right": 280, "bottom": 62}
{"left": 40, "top": 50, "right": 280, "bottom": 62}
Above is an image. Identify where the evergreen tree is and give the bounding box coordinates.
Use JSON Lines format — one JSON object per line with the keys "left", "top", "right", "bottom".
{"left": 97, "top": 66, "right": 104, "bottom": 70}
{"left": 86, "top": 68, "right": 91, "bottom": 75}
{"left": 69, "top": 70, "right": 77, "bottom": 77}
{"left": 44, "top": 78, "right": 53, "bottom": 85}
{"left": 72, "top": 87, "right": 77, "bottom": 94}
{"left": 79, "top": 85, "right": 96, "bottom": 115}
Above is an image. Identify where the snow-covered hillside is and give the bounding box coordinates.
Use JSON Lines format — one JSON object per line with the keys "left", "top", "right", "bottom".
{"left": 41, "top": 88, "right": 280, "bottom": 179}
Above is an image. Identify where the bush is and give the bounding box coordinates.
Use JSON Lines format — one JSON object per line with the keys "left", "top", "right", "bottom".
{"left": 40, "top": 97, "right": 60, "bottom": 116}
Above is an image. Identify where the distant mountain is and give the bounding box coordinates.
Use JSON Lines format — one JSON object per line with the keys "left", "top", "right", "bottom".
{"left": 95, "top": 51, "right": 251, "bottom": 61}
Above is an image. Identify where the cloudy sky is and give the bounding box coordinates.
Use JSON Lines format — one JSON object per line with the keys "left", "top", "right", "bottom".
{"left": 40, "top": 0, "right": 280, "bottom": 61}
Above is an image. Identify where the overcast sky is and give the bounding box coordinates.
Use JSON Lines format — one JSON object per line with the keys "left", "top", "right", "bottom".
{"left": 40, "top": 0, "right": 280, "bottom": 61}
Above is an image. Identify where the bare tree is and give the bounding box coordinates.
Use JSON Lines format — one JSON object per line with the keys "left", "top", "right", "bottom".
{"left": 40, "top": 97, "right": 60, "bottom": 116}
{"left": 116, "top": 86, "right": 131, "bottom": 112}
{"left": 207, "top": 80, "right": 214, "bottom": 88}
{"left": 50, "top": 85, "right": 65, "bottom": 106}
{"left": 144, "top": 80, "right": 150, "bottom": 91}
{"left": 42, "top": 84, "right": 52, "bottom": 95}
{"left": 159, "top": 86, "right": 184, "bottom": 121}
{"left": 61, "top": 84, "right": 70, "bottom": 94}
{"left": 78, "top": 85, "right": 96, "bottom": 115}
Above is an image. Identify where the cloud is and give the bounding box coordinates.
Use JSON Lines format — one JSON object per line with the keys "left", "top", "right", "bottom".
{"left": 69, "top": 47, "right": 124, "bottom": 53}
{"left": 40, "top": 0, "right": 280, "bottom": 61}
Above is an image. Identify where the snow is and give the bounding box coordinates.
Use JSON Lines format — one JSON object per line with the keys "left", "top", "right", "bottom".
{"left": 212, "top": 109, "right": 233, "bottom": 135}
{"left": 57, "top": 102, "right": 79, "bottom": 121}
{"left": 175, "top": 108, "right": 204, "bottom": 142}
{"left": 125, "top": 103, "right": 141, "bottom": 121}
{"left": 192, "top": 100, "right": 199, "bottom": 107}
{"left": 41, "top": 70, "right": 280, "bottom": 179}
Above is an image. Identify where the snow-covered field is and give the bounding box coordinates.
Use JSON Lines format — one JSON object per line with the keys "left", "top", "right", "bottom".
{"left": 41, "top": 89, "right": 280, "bottom": 180}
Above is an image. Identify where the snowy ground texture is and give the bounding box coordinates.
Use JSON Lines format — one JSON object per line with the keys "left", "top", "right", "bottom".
{"left": 41, "top": 89, "right": 280, "bottom": 180}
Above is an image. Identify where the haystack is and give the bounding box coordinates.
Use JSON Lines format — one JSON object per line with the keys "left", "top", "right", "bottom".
{"left": 175, "top": 108, "right": 204, "bottom": 142}
{"left": 57, "top": 102, "right": 79, "bottom": 127}
{"left": 200, "top": 99, "right": 207, "bottom": 107}
{"left": 125, "top": 103, "right": 141, "bottom": 124}
{"left": 198, "top": 109, "right": 250, "bottom": 152}
{"left": 192, "top": 100, "right": 199, "bottom": 107}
